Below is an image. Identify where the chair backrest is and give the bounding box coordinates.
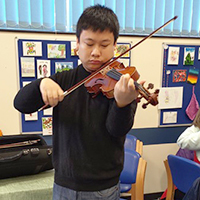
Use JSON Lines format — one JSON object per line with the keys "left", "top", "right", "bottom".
{"left": 124, "top": 134, "right": 137, "bottom": 152}
{"left": 120, "top": 149, "right": 140, "bottom": 184}
{"left": 125, "top": 134, "right": 143, "bottom": 155}
{"left": 168, "top": 154, "right": 200, "bottom": 193}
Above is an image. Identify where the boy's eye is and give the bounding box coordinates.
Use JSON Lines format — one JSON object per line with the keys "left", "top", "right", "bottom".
{"left": 86, "top": 43, "right": 93, "bottom": 46}
{"left": 101, "top": 44, "right": 109, "bottom": 48}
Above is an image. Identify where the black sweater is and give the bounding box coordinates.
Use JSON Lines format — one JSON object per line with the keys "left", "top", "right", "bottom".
{"left": 14, "top": 65, "right": 137, "bottom": 191}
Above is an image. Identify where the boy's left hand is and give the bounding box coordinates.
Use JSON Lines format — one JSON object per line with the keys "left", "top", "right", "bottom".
{"left": 114, "top": 74, "right": 139, "bottom": 107}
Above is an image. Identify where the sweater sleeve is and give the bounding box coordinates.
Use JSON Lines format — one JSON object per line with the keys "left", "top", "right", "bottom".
{"left": 177, "top": 125, "right": 200, "bottom": 150}
{"left": 13, "top": 78, "right": 45, "bottom": 114}
{"left": 106, "top": 100, "right": 137, "bottom": 137}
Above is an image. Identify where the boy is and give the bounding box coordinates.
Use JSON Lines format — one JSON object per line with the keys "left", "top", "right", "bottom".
{"left": 14, "top": 4, "right": 138, "bottom": 200}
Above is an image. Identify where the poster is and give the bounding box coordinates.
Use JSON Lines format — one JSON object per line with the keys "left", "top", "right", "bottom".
{"left": 43, "top": 107, "right": 53, "bottom": 116}
{"left": 163, "top": 111, "right": 177, "bottom": 124}
{"left": 198, "top": 47, "right": 200, "bottom": 60}
{"left": 47, "top": 44, "right": 66, "bottom": 58}
{"left": 22, "top": 41, "right": 42, "bottom": 56}
{"left": 172, "top": 70, "right": 187, "bottom": 82}
{"left": 158, "top": 87, "right": 183, "bottom": 109}
{"left": 42, "top": 117, "right": 52, "bottom": 135}
{"left": 37, "top": 60, "right": 51, "bottom": 78}
{"left": 114, "top": 44, "right": 130, "bottom": 57}
{"left": 20, "top": 57, "right": 35, "bottom": 77}
{"left": 55, "top": 62, "right": 73, "bottom": 73}
{"left": 25, "top": 112, "right": 38, "bottom": 121}
{"left": 187, "top": 68, "right": 199, "bottom": 84}
{"left": 183, "top": 47, "right": 195, "bottom": 65}
{"left": 167, "top": 47, "right": 179, "bottom": 65}
{"left": 70, "top": 41, "right": 78, "bottom": 56}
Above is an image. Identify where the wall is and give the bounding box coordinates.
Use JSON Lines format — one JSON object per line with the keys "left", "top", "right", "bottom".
{"left": 0, "top": 31, "right": 199, "bottom": 194}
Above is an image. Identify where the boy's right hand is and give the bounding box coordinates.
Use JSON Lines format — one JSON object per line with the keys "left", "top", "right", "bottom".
{"left": 40, "top": 78, "right": 64, "bottom": 107}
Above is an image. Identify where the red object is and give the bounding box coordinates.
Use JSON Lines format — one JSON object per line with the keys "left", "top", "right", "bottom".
{"left": 194, "top": 151, "right": 200, "bottom": 164}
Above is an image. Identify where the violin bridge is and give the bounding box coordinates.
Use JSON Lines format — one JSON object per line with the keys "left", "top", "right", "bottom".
{"left": 99, "top": 66, "right": 112, "bottom": 76}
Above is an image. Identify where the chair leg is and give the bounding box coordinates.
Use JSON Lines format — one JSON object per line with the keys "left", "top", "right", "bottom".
{"left": 127, "top": 184, "right": 135, "bottom": 200}
{"left": 164, "top": 160, "right": 175, "bottom": 200}
{"left": 128, "top": 158, "right": 147, "bottom": 200}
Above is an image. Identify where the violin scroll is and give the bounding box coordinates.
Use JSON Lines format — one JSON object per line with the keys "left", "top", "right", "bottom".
{"left": 135, "top": 82, "right": 159, "bottom": 109}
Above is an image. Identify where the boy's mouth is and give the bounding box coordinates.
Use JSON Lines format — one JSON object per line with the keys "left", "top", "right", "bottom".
{"left": 89, "top": 60, "right": 101, "bottom": 65}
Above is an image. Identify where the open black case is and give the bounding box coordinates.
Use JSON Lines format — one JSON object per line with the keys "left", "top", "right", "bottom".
{"left": 0, "top": 134, "right": 53, "bottom": 179}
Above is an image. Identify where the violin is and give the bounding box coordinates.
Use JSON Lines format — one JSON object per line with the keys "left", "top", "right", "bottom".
{"left": 39, "top": 16, "right": 177, "bottom": 111}
{"left": 84, "top": 60, "right": 159, "bottom": 108}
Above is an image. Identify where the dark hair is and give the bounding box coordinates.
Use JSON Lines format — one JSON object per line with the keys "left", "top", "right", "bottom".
{"left": 193, "top": 109, "right": 200, "bottom": 129}
{"left": 76, "top": 4, "right": 119, "bottom": 43}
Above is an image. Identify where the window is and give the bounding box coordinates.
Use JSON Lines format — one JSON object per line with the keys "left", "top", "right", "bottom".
{"left": 0, "top": 0, "right": 200, "bottom": 37}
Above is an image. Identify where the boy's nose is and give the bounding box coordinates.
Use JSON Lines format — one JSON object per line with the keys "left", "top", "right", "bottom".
{"left": 91, "top": 46, "right": 101, "bottom": 57}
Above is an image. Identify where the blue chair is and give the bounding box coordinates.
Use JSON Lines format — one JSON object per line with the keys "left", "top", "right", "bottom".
{"left": 125, "top": 134, "right": 143, "bottom": 156}
{"left": 120, "top": 149, "right": 147, "bottom": 200}
{"left": 164, "top": 154, "right": 200, "bottom": 200}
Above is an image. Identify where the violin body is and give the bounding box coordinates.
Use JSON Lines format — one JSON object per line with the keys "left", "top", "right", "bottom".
{"left": 85, "top": 61, "right": 140, "bottom": 98}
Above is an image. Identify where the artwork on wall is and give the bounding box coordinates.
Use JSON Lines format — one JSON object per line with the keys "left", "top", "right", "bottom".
{"left": 187, "top": 68, "right": 199, "bottom": 84}
{"left": 158, "top": 87, "right": 183, "bottom": 109}
{"left": 172, "top": 70, "right": 187, "bottom": 83}
{"left": 43, "top": 107, "right": 53, "bottom": 116}
{"left": 167, "top": 46, "right": 180, "bottom": 65}
{"left": 20, "top": 57, "right": 35, "bottom": 77}
{"left": 47, "top": 44, "right": 66, "bottom": 58}
{"left": 70, "top": 41, "right": 78, "bottom": 56}
{"left": 198, "top": 47, "right": 200, "bottom": 60}
{"left": 163, "top": 111, "right": 177, "bottom": 124}
{"left": 114, "top": 44, "right": 130, "bottom": 57}
{"left": 55, "top": 62, "right": 73, "bottom": 73}
{"left": 22, "top": 41, "right": 42, "bottom": 56}
{"left": 25, "top": 112, "right": 38, "bottom": 121}
{"left": 42, "top": 117, "right": 52, "bottom": 135}
{"left": 37, "top": 60, "right": 51, "bottom": 78}
{"left": 183, "top": 47, "right": 195, "bottom": 65}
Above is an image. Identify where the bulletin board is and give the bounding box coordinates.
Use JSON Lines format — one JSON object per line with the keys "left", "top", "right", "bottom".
{"left": 159, "top": 44, "right": 200, "bottom": 126}
{"left": 16, "top": 39, "right": 131, "bottom": 134}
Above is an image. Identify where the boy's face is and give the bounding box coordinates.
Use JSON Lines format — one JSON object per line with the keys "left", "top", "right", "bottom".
{"left": 76, "top": 29, "right": 116, "bottom": 72}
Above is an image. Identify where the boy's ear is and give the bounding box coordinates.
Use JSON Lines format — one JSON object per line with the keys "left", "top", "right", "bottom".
{"left": 113, "top": 41, "right": 117, "bottom": 51}
{"left": 76, "top": 38, "right": 79, "bottom": 51}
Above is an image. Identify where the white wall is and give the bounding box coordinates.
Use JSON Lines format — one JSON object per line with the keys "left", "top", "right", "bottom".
{"left": 143, "top": 143, "right": 179, "bottom": 194}
{"left": 0, "top": 31, "right": 198, "bottom": 194}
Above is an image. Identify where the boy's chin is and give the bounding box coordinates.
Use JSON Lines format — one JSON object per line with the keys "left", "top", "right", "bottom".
{"left": 83, "top": 65, "right": 101, "bottom": 72}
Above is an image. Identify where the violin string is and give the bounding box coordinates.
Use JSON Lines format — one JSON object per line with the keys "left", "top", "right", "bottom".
{"left": 134, "top": 82, "right": 149, "bottom": 97}
{"left": 106, "top": 68, "right": 121, "bottom": 81}
{"left": 107, "top": 69, "right": 150, "bottom": 97}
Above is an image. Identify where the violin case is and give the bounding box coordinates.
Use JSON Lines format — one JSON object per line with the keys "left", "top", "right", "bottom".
{"left": 0, "top": 134, "right": 53, "bottom": 179}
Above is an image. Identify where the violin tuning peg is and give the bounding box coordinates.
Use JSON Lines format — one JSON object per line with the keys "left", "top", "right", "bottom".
{"left": 147, "top": 83, "right": 154, "bottom": 90}
{"left": 142, "top": 103, "right": 148, "bottom": 109}
{"left": 136, "top": 97, "right": 141, "bottom": 103}
{"left": 154, "top": 89, "right": 159, "bottom": 94}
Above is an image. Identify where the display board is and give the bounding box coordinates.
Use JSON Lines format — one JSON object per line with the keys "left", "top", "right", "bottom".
{"left": 159, "top": 44, "right": 200, "bottom": 126}
{"left": 16, "top": 39, "right": 131, "bottom": 134}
